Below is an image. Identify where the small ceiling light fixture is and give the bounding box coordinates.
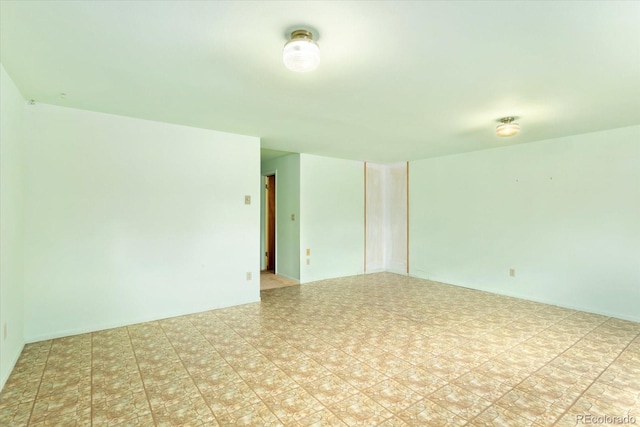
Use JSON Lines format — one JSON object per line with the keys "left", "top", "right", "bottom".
{"left": 283, "top": 29, "right": 320, "bottom": 72}
{"left": 496, "top": 117, "right": 520, "bottom": 137}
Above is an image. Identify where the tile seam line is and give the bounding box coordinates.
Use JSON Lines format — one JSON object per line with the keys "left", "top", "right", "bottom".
{"left": 126, "top": 325, "right": 159, "bottom": 427}
{"left": 189, "top": 314, "right": 285, "bottom": 424}
{"left": 274, "top": 298, "right": 454, "bottom": 423}
{"left": 158, "top": 319, "right": 221, "bottom": 426}
{"left": 248, "top": 324, "right": 354, "bottom": 422}
{"left": 464, "top": 315, "right": 621, "bottom": 426}
{"left": 24, "top": 340, "right": 52, "bottom": 426}
{"left": 211, "top": 308, "right": 370, "bottom": 424}
{"left": 553, "top": 329, "right": 640, "bottom": 424}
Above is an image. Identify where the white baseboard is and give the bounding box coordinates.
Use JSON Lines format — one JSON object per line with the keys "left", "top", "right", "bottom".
{"left": 1, "top": 341, "right": 24, "bottom": 392}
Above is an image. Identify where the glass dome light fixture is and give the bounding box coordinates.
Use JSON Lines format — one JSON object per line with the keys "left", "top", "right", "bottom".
{"left": 496, "top": 117, "right": 520, "bottom": 137}
{"left": 283, "top": 29, "right": 320, "bottom": 72}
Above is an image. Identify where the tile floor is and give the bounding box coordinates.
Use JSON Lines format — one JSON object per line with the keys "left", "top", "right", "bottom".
{"left": 260, "top": 272, "right": 298, "bottom": 291}
{"left": 0, "top": 273, "right": 639, "bottom": 426}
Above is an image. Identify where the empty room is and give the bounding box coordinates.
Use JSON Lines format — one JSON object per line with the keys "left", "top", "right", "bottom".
{"left": 1, "top": 1, "right": 639, "bottom": 426}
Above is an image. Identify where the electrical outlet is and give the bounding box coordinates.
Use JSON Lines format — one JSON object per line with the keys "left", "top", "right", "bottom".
{"left": 509, "top": 268, "right": 515, "bottom": 277}
{"left": 246, "top": 272, "right": 252, "bottom": 280}
{"left": 291, "top": 214, "right": 295, "bottom": 221}
{"left": 306, "top": 258, "right": 310, "bottom": 265}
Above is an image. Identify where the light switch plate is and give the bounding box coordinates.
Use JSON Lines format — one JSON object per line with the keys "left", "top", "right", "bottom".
{"left": 245, "top": 195, "right": 251, "bottom": 205}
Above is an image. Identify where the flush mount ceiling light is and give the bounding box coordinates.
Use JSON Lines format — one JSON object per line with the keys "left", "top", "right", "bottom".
{"left": 496, "top": 117, "right": 520, "bottom": 137}
{"left": 283, "top": 29, "right": 320, "bottom": 72}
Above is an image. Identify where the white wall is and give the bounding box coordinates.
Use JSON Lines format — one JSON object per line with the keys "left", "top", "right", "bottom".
{"left": 23, "top": 104, "right": 261, "bottom": 342}
{"left": 410, "top": 126, "right": 640, "bottom": 322}
{"left": 261, "top": 154, "right": 300, "bottom": 281}
{"left": 260, "top": 175, "right": 266, "bottom": 270}
{"left": 0, "top": 65, "right": 26, "bottom": 389}
{"left": 300, "top": 154, "right": 364, "bottom": 283}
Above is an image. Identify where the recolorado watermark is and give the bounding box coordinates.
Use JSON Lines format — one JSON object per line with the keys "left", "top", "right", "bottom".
{"left": 577, "top": 414, "right": 637, "bottom": 424}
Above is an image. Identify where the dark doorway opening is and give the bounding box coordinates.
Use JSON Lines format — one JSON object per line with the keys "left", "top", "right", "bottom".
{"left": 265, "top": 174, "right": 276, "bottom": 271}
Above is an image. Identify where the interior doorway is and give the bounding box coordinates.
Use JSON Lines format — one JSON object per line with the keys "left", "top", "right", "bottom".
{"left": 265, "top": 174, "right": 276, "bottom": 271}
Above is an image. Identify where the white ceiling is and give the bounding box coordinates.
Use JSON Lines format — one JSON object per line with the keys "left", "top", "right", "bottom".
{"left": 1, "top": 1, "right": 639, "bottom": 163}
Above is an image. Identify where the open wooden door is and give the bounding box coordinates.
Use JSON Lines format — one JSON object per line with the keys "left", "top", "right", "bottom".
{"left": 266, "top": 174, "right": 276, "bottom": 271}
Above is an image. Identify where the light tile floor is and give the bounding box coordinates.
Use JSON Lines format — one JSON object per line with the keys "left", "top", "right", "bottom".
{"left": 260, "top": 272, "right": 298, "bottom": 291}
{"left": 1, "top": 273, "right": 638, "bottom": 426}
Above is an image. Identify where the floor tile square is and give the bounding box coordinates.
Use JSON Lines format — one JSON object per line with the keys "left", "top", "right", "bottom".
{"left": 328, "top": 393, "right": 394, "bottom": 426}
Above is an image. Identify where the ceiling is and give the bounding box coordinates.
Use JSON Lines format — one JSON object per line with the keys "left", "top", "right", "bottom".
{"left": 1, "top": 1, "right": 639, "bottom": 163}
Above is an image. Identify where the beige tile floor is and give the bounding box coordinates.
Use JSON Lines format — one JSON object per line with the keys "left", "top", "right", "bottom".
{"left": 0, "top": 273, "right": 638, "bottom": 426}
{"left": 260, "top": 272, "right": 299, "bottom": 291}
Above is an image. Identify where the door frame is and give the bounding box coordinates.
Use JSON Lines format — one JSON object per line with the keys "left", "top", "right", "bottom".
{"left": 261, "top": 170, "right": 277, "bottom": 273}
{"left": 265, "top": 174, "right": 276, "bottom": 271}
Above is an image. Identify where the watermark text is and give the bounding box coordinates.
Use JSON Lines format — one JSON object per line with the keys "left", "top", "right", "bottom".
{"left": 577, "top": 414, "right": 636, "bottom": 424}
